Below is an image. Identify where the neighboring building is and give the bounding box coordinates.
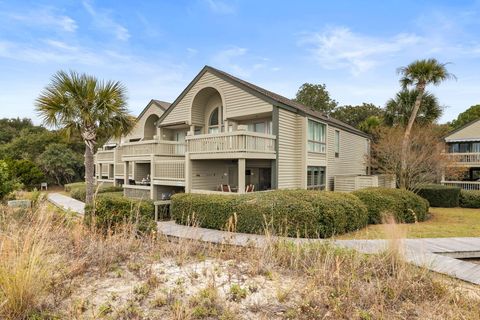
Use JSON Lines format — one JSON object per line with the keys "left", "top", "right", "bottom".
{"left": 95, "top": 66, "right": 374, "bottom": 200}
{"left": 442, "top": 119, "right": 480, "bottom": 190}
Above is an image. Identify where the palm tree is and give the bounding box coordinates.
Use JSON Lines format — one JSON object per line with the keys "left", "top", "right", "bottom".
{"left": 36, "top": 71, "right": 134, "bottom": 205}
{"left": 397, "top": 58, "right": 455, "bottom": 188}
{"left": 384, "top": 90, "right": 443, "bottom": 127}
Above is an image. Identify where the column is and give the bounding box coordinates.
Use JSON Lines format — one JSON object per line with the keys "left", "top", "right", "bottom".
{"left": 124, "top": 161, "right": 130, "bottom": 185}
{"left": 185, "top": 153, "right": 192, "bottom": 193}
{"left": 238, "top": 158, "right": 246, "bottom": 194}
{"left": 98, "top": 163, "right": 102, "bottom": 180}
{"left": 150, "top": 155, "right": 155, "bottom": 200}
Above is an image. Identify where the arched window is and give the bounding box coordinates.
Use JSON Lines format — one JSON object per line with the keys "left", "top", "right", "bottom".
{"left": 208, "top": 107, "right": 220, "bottom": 133}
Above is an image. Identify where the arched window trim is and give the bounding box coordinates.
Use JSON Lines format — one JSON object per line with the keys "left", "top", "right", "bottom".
{"left": 208, "top": 107, "right": 221, "bottom": 134}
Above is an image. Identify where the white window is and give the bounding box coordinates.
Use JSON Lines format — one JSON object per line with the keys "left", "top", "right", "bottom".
{"left": 208, "top": 108, "right": 220, "bottom": 134}
{"left": 334, "top": 130, "right": 340, "bottom": 158}
{"left": 308, "top": 120, "right": 326, "bottom": 153}
{"left": 307, "top": 166, "right": 326, "bottom": 190}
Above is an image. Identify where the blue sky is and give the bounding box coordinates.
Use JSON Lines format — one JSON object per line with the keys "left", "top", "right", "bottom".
{"left": 1, "top": 0, "right": 480, "bottom": 124}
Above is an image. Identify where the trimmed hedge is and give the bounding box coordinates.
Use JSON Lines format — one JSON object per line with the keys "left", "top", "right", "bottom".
{"left": 416, "top": 184, "right": 460, "bottom": 208}
{"left": 352, "top": 188, "right": 429, "bottom": 224}
{"left": 84, "top": 193, "right": 155, "bottom": 233}
{"left": 460, "top": 190, "right": 480, "bottom": 208}
{"left": 70, "top": 185, "right": 123, "bottom": 202}
{"left": 171, "top": 190, "right": 369, "bottom": 238}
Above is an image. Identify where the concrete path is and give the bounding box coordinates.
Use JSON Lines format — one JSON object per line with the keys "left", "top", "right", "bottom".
{"left": 157, "top": 221, "right": 480, "bottom": 285}
{"left": 47, "top": 193, "right": 85, "bottom": 215}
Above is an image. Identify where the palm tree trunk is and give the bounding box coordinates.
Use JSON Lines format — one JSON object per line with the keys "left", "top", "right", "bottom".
{"left": 400, "top": 83, "right": 426, "bottom": 189}
{"left": 84, "top": 144, "right": 95, "bottom": 205}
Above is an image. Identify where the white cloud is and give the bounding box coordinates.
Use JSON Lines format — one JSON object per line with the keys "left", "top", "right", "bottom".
{"left": 300, "top": 26, "right": 423, "bottom": 75}
{"left": 7, "top": 8, "right": 77, "bottom": 32}
{"left": 203, "top": 0, "right": 235, "bottom": 14}
{"left": 211, "top": 47, "right": 256, "bottom": 77}
{"left": 82, "top": 0, "right": 130, "bottom": 41}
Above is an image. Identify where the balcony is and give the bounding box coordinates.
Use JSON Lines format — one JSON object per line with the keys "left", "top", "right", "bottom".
{"left": 121, "top": 140, "right": 186, "bottom": 160}
{"left": 152, "top": 158, "right": 185, "bottom": 186}
{"left": 445, "top": 152, "right": 480, "bottom": 166}
{"left": 441, "top": 180, "right": 480, "bottom": 190}
{"left": 186, "top": 131, "right": 276, "bottom": 159}
{"left": 96, "top": 150, "right": 114, "bottom": 162}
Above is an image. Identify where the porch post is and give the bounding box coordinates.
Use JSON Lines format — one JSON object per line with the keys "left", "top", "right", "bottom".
{"left": 124, "top": 161, "right": 130, "bottom": 185}
{"left": 98, "top": 163, "right": 102, "bottom": 180}
{"left": 238, "top": 158, "right": 246, "bottom": 194}
{"left": 113, "top": 149, "right": 117, "bottom": 186}
{"left": 185, "top": 153, "right": 192, "bottom": 193}
{"left": 150, "top": 155, "right": 155, "bottom": 200}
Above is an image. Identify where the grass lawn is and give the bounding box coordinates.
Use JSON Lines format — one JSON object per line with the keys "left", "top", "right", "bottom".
{"left": 338, "top": 207, "right": 480, "bottom": 239}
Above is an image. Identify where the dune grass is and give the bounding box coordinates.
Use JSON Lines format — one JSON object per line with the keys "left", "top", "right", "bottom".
{"left": 338, "top": 207, "right": 480, "bottom": 239}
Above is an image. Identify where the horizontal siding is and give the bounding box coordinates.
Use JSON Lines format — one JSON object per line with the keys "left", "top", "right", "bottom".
{"left": 191, "top": 160, "right": 230, "bottom": 191}
{"left": 277, "top": 109, "right": 302, "bottom": 189}
{"left": 123, "top": 105, "right": 164, "bottom": 142}
{"left": 327, "top": 126, "right": 369, "bottom": 191}
{"left": 162, "top": 71, "right": 273, "bottom": 126}
{"left": 307, "top": 152, "right": 327, "bottom": 167}
{"left": 446, "top": 120, "right": 480, "bottom": 141}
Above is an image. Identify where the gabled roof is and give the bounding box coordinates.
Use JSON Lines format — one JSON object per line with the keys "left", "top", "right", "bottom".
{"left": 444, "top": 118, "right": 480, "bottom": 140}
{"left": 136, "top": 99, "right": 171, "bottom": 120}
{"left": 158, "top": 66, "right": 370, "bottom": 138}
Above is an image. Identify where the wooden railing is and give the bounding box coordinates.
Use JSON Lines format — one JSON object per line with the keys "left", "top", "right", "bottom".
{"left": 121, "top": 140, "right": 186, "bottom": 157}
{"left": 441, "top": 181, "right": 480, "bottom": 190}
{"left": 153, "top": 159, "right": 185, "bottom": 180}
{"left": 114, "top": 163, "right": 133, "bottom": 176}
{"left": 445, "top": 152, "right": 480, "bottom": 165}
{"left": 186, "top": 131, "right": 276, "bottom": 154}
{"left": 96, "top": 150, "right": 114, "bottom": 161}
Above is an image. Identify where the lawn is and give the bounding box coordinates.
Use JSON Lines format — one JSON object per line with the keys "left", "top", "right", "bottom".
{"left": 338, "top": 207, "right": 480, "bottom": 239}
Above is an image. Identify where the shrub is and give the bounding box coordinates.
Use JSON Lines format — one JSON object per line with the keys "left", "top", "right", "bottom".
{"left": 353, "top": 188, "right": 429, "bottom": 224}
{"left": 85, "top": 193, "right": 155, "bottom": 233}
{"left": 7, "top": 159, "right": 45, "bottom": 189}
{"left": 171, "top": 190, "right": 368, "bottom": 238}
{"left": 0, "top": 161, "right": 19, "bottom": 200}
{"left": 459, "top": 190, "right": 480, "bottom": 208}
{"left": 416, "top": 184, "right": 460, "bottom": 207}
{"left": 70, "top": 185, "right": 123, "bottom": 202}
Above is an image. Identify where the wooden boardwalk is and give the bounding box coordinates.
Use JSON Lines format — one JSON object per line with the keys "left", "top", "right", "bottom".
{"left": 47, "top": 193, "right": 85, "bottom": 215}
{"left": 157, "top": 221, "right": 480, "bottom": 285}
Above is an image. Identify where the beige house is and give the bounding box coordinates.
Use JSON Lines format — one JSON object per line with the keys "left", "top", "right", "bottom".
{"left": 442, "top": 119, "right": 480, "bottom": 190}
{"left": 95, "top": 66, "right": 374, "bottom": 200}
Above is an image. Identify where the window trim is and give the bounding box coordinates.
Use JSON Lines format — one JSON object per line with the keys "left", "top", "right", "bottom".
{"left": 307, "top": 166, "right": 326, "bottom": 190}
{"left": 207, "top": 107, "right": 220, "bottom": 134}
{"left": 334, "top": 129, "right": 340, "bottom": 158}
{"left": 307, "top": 119, "right": 326, "bottom": 154}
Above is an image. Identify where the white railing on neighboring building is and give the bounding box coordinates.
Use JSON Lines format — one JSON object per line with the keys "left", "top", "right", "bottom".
{"left": 186, "top": 131, "right": 276, "bottom": 154}
{"left": 121, "top": 140, "right": 186, "bottom": 157}
{"left": 445, "top": 152, "right": 480, "bottom": 165}
{"left": 441, "top": 180, "right": 480, "bottom": 190}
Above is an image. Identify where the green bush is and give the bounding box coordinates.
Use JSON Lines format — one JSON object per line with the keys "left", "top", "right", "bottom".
{"left": 171, "top": 190, "right": 368, "bottom": 238}
{"left": 70, "top": 184, "right": 123, "bottom": 202}
{"left": 353, "top": 188, "right": 429, "bottom": 224}
{"left": 85, "top": 193, "right": 155, "bottom": 233}
{"left": 459, "top": 190, "right": 480, "bottom": 208}
{"left": 416, "top": 184, "right": 460, "bottom": 207}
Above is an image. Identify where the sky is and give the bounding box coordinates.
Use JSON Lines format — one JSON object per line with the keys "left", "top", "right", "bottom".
{"left": 1, "top": 0, "right": 480, "bottom": 124}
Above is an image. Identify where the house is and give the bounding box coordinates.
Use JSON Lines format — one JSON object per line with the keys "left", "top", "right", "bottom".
{"left": 94, "top": 66, "right": 374, "bottom": 200}
{"left": 442, "top": 118, "right": 480, "bottom": 190}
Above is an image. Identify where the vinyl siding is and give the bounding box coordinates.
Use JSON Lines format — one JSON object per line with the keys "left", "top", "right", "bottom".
{"left": 277, "top": 109, "right": 303, "bottom": 189}
{"left": 162, "top": 71, "right": 272, "bottom": 126}
{"left": 191, "top": 160, "right": 230, "bottom": 190}
{"left": 446, "top": 120, "right": 480, "bottom": 141}
{"left": 122, "top": 105, "right": 164, "bottom": 142}
{"left": 326, "top": 126, "right": 369, "bottom": 190}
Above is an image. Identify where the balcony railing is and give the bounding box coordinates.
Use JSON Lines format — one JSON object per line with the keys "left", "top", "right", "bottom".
{"left": 186, "top": 131, "right": 276, "bottom": 154}
{"left": 153, "top": 159, "right": 185, "bottom": 180}
{"left": 121, "top": 140, "right": 186, "bottom": 157}
{"left": 441, "top": 180, "right": 480, "bottom": 190}
{"left": 96, "top": 150, "right": 114, "bottom": 161}
{"left": 445, "top": 152, "right": 480, "bottom": 165}
{"left": 114, "top": 163, "right": 132, "bottom": 176}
